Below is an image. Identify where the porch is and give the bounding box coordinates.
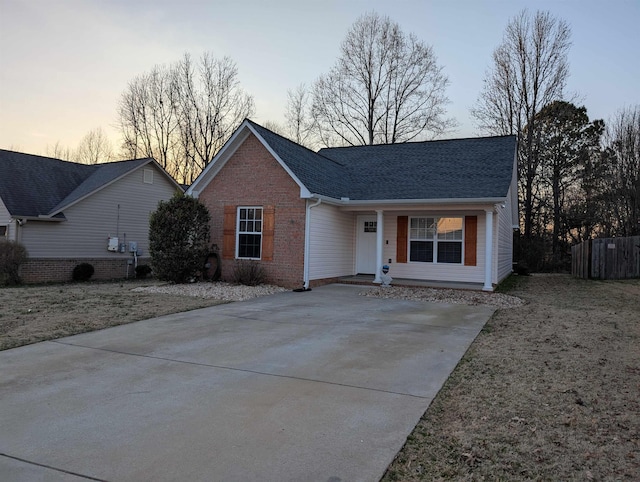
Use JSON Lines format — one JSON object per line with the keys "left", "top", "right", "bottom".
{"left": 338, "top": 274, "right": 485, "bottom": 291}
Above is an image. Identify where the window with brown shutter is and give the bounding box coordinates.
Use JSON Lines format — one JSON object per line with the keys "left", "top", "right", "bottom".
{"left": 262, "top": 206, "right": 275, "bottom": 261}
{"left": 222, "top": 205, "right": 236, "bottom": 259}
{"left": 464, "top": 216, "right": 477, "bottom": 266}
{"left": 396, "top": 216, "right": 408, "bottom": 263}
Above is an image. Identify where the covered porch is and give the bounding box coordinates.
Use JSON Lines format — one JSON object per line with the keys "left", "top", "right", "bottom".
{"left": 344, "top": 205, "right": 499, "bottom": 292}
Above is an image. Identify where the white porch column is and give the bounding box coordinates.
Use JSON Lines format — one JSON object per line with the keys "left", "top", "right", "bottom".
{"left": 483, "top": 208, "right": 494, "bottom": 291}
{"left": 373, "top": 209, "right": 384, "bottom": 283}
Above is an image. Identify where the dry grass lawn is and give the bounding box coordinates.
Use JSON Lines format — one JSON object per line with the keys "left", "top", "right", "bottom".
{"left": 383, "top": 274, "right": 640, "bottom": 481}
{"left": 0, "top": 280, "right": 227, "bottom": 351}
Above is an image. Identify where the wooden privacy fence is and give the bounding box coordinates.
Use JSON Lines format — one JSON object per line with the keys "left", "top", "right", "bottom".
{"left": 572, "top": 236, "right": 640, "bottom": 280}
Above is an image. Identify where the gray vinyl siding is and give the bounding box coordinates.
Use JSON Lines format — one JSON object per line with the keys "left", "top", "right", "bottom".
{"left": 19, "top": 165, "right": 178, "bottom": 258}
{"left": 309, "top": 203, "right": 355, "bottom": 280}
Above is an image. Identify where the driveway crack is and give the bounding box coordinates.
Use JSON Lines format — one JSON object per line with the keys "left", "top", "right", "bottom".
{"left": 49, "top": 340, "right": 429, "bottom": 400}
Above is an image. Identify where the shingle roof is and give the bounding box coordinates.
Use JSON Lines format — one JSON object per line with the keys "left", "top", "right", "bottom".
{"left": 247, "top": 121, "right": 351, "bottom": 199}
{"left": 245, "top": 121, "right": 516, "bottom": 201}
{"left": 49, "top": 158, "right": 151, "bottom": 214}
{"left": 319, "top": 136, "right": 517, "bottom": 200}
{"left": 0, "top": 150, "right": 155, "bottom": 217}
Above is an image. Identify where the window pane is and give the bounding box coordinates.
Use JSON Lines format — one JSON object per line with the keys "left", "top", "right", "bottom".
{"left": 410, "top": 241, "right": 433, "bottom": 262}
{"left": 238, "top": 234, "right": 261, "bottom": 258}
{"left": 437, "top": 218, "right": 462, "bottom": 240}
{"left": 239, "top": 221, "right": 247, "bottom": 232}
{"left": 437, "top": 241, "right": 462, "bottom": 263}
{"left": 247, "top": 209, "right": 254, "bottom": 220}
{"left": 255, "top": 209, "right": 262, "bottom": 220}
{"left": 255, "top": 221, "right": 262, "bottom": 232}
{"left": 410, "top": 217, "right": 435, "bottom": 240}
{"left": 240, "top": 209, "right": 247, "bottom": 220}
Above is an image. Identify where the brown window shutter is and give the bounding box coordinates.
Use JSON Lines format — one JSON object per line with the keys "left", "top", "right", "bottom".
{"left": 396, "top": 216, "right": 408, "bottom": 263}
{"left": 464, "top": 216, "right": 477, "bottom": 266}
{"left": 262, "top": 206, "right": 275, "bottom": 261}
{"left": 223, "top": 206, "right": 236, "bottom": 259}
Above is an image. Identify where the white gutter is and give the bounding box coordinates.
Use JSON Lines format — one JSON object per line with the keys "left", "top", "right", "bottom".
{"left": 303, "top": 197, "right": 322, "bottom": 289}
{"left": 308, "top": 193, "right": 507, "bottom": 207}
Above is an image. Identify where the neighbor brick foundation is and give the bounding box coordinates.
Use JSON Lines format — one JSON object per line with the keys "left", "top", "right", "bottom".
{"left": 198, "top": 133, "right": 306, "bottom": 289}
{"left": 19, "top": 257, "right": 152, "bottom": 283}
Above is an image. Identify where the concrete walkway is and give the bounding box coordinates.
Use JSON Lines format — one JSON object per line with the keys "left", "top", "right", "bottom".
{"left": 0, "top": 284, "right": 495, "bottom": 482}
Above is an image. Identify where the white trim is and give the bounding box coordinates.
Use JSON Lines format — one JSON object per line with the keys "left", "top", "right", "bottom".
{"left": 236, "top": 206, "right": 263, "bottom": 260}
{"left": 407, "top": 216, "right": 464, "bottom": 265}
{"left": 483, "top": 209, "right": 494, "bottom": 291}
{"left": 303, "top": 198, "right": 322, "bottom": 289}
{"left": 247, "top": 123, "right": 312, "bottom": 198}
{"left": 308, "top": 193, "right": 508, "bottom": 208}
{"left": 187, "top": 120, "right": 313, "bottom": 199}
{"left": 373, "top": 210, "right": 384, "bottom": 283}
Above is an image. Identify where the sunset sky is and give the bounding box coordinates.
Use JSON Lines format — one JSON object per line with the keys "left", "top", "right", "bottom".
{"left": 1, "top": 0, "right": 638, "bottom": 157}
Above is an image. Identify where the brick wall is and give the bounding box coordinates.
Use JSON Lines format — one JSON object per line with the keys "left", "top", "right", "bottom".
{"left": 198, "top": 133, "right": 306, "bottom": 289}
{"left": 20, "top": 257, "right": 152, "bottom": 283}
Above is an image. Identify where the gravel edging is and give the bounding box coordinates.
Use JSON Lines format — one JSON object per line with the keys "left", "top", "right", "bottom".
{"left": 361, "top": 286, "right": 525, "bottom": 308}
{"left": 131, "top": 282, "right": 289, "bottom": 301}
{"left": 132, "top": 281, "right": 524, "bottom": 308}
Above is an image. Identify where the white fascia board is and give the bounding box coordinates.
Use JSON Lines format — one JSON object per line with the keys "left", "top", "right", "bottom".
{"left": 246, "top": 123, "right": 311, "bottom": 199}
{"left": 309, "top": 194, "right": 507, "bottom": 208}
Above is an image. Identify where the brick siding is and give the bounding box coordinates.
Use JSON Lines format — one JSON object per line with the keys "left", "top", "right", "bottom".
{"left": 198, "top": 133, "right": 306, "bottom": 289}
{"left": 20, "top": 257, "right": 152, "bottom": 283}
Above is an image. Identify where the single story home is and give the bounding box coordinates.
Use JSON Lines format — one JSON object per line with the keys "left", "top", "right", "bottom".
{"left": 187, "top": 119, "right": 518, "bottom": 291}
{"left": 0, "top": 150, "right": 182, "bottom": 282}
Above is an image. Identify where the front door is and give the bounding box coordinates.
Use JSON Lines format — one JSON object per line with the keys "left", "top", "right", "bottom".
{"left": 356, "top": 215, "right": 377, "bottom": 274}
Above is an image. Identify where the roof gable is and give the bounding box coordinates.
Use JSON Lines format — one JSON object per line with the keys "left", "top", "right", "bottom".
{"left": 0, "top": 150, "right": 179, "bottom": 218}
{"left": 187, "top": 119, "right": 517, "bottom": 203}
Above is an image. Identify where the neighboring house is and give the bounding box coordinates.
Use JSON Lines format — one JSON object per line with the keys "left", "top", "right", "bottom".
{"left": 0, "top": 150, "right": 182, "bottom": 282}
{"left": 187, "top": 119, "right": 518, "bottom": 291}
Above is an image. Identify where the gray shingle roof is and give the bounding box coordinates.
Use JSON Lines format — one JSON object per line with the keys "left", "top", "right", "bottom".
{"left": 319, "top": 136, "right": 517, "bottom": 200}
{"left": 245, "top": 121, "right": 516, "bottom": 201}
{"left": 247, "top": 121, "right": 351, "bottom": 199}
{"left": 0, "top": 149, "right": 155, "bottom": 217}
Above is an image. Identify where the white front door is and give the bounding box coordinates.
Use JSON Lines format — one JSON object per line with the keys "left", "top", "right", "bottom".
{"left": 356, "top": 215, "right": 378, "bottom": 274}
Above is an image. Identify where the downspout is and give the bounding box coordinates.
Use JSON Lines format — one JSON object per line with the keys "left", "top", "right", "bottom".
{"left": 303, "top": 197, "right": 322, "bottom": 290}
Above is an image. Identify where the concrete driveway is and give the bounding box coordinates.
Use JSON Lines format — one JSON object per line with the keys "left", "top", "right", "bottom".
{"left": 0, "top": 284, "right": 494, "bottom": 482}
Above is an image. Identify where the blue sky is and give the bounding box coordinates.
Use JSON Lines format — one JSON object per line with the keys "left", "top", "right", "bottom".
{"left": 1, "top": 0, "right": 638, "bottom": 155}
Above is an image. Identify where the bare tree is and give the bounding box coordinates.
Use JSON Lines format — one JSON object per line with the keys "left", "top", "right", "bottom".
{"left": 117, "top": 53, "right": 254, "bottom": 184}
{"left": 46, "top": 141, "right": 73, "bottom": 161}
{"left": 471, "top": 10, "right": 571, "bottom": 239}
{"left": 74, "top": 127, "right": 114, "bottom": 164}
{"left": 118, "top": 64, "right": 181, "bottom": 174}
{"left": 311, "top": 11, "right": 453, "bottom": 147}
{"left": 175, "top": 54, "right": 255, "bottom": 184}
{"left": 284, "top": 84, "right": 316, "bottom": 148}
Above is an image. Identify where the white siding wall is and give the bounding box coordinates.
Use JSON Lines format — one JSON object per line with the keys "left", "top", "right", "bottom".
{"left": 382, "top": 211, "right": 486, "bottom": 284}
{"left": 20, "top": 165, "right": 178, "bottom": 258}
{"left": 0, "top": 199, "right": 15, "bottom": 240}
{"left": 309, "top": 203, "right": 355, "bottom": 280}
{"left": 496, "top": 188, "right": 515, "bottom": 283}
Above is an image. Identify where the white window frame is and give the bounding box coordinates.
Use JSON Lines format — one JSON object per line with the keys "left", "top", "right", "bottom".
{"left": 409, "top": 216, "right": 464, "bottom": 264}
{"left": 236, "top": 206, "right": 263, "bottom": 260}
